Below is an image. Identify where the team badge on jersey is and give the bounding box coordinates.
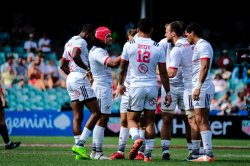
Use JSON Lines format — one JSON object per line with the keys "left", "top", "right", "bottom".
{"left": 138, "top": 64, "right": 148, "bottom": 74}
{"left": 148, "top": 98, "right": 157, "bottom": 106}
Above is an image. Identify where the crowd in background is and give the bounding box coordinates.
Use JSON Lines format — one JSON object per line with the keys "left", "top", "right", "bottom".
{"left": 0, "top": 18, "right": 249, "bottom": 115}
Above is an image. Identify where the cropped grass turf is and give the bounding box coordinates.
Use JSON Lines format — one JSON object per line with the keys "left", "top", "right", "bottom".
{"left": 0, "top": 136, "right": 250, "bottom": 166}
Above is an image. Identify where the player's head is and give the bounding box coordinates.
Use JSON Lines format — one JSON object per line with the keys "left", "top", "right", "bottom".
{"left": 81, "top": 24, "right": 95, "bottom": 44}
{"left": 186, "top": 22, "right": 203, "bottom": 38}
{"left": 165, "top": 21, "right": 185, "bottom": 43}
{"left": 185, "top": 23, "right": 203, "bottom": 45}
{"left": 137, "top": 18, "right": 153, "bottom": 35}
{"left": 95, "top": 26, "right": 112, "bottom": 45}
{"left": 127, "top": 29, "right": 137, "bottom": 41}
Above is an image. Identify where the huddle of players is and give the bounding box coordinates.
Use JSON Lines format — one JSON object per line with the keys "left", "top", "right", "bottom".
{"left": 60, "top": 18, "right": 215, "bottom": 162}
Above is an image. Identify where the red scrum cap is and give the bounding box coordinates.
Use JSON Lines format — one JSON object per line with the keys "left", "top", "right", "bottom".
{"left": 95, "top": 26, "right": 111, "bottom": 43}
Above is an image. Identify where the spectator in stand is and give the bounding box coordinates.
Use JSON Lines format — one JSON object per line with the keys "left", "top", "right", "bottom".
{"left": 28, "top": 64, "right": 46, "bottom": 91}
{"left": 15, "top": 57, "right": 28, "bottom": 87}
{"left": 27, "top": 56, "right": 46, "bottom": 91}
{"left": 38, "top": 32, "right": 52, "bottom": 56}
{"left": 27, "top": 47, "right": 36, "bottom": 65}
{"left": 1, "top": 66, "right": 16, "bottom": 88}
{"left": 217, "top": 91, "right": 232, "bottom": 115}
{"left": 212, "top": 73, "right": 228, "bottom": 94}
{"left": 1, "top": 55, "right": 17, "bottom": 75}
{"left": 221, "top": 63, "right": 232, "bottom": 80}
{"left": 217, "top": 49, "right": 233, "bottom": 71}
{"left": 46, "top": 59, "right": 60, "bottom": 88}
{"left": 232, "top": 90, "right": 247, "bottom": 115}
{"left": 231, "top": 64, "right": 249, "bottom": 83}
{"left": 210, "top": 97, "right": 220, "bottom": 112}
{"left": 24, "top": 33, "right": 37, "bottom": 53}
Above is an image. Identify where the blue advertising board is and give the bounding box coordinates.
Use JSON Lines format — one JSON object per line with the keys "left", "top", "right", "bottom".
{"left": 5, "top": 110, "right": 91, "bottom": 136}
{"left": 5, "top": 110, "right": 250, "bottom": 138}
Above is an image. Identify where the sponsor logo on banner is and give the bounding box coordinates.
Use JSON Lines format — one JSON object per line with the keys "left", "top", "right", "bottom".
{"left": 5, "top": 112, "right": 72, "bottom": 135}
{"left": 54, "top": 114, "right": 71, "bottom": 130}
{"left": 107, "top": 117, "right": 120, "bottom": 133}
{"left": 242, "top": 120, "right": 250, "bottom": 136}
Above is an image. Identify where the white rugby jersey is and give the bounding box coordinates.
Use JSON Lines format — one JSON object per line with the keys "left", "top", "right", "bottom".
{"left": 121, "top": 41, "right": 131, "bottom": 87}
{"left": 168, "top": 37, "right": 193, "bottom": 88}
{"left": 89, "top": 46, "right": 112, "bottom": 87}
{"left": 158, "top": 38, "right": 184, "bottom": 87}
{"left": 62, "top": 36, "right": 89, "bottom": 74}
{"left": 192, "top": 39, "right": 213, "bottom": 86}
{"left": 123, "top": 37, "right": 166, "bottom": 87}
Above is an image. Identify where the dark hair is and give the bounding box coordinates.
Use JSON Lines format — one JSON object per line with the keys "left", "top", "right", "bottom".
{"left": 226, "top": 91, "right": 231, "bottom": 96}
{"left": 186, "top": 22, "right": 204, "bottom": 38}
{"left": 169, "top": 21, "right": 186, "bottom": 37}
{"left": 127, "top": 29, "right": 137, "bottom": 37}
{"left": 81, "top": 24, "right": 95, "bottom": 33}
{"left": 137, "top": 18, "right": 153, "bottom": 34}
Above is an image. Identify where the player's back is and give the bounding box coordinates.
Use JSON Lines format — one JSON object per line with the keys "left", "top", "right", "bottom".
{"left": 63, "top": 36, "right": 88, "bottom": 74}
{"left": 121, "top": 41, "right": 131, "bottom": 87}
{"left": 127, "top": 37, "right": 165, "bottom": 87}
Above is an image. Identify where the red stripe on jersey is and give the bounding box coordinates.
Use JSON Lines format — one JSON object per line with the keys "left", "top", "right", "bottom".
{"left": 62, "top": 57, "right": 72, "bottom": 62}
{"left": 104, "top": 57, "right": 110, "bottom": 65}
{"left": 200, "top": 57, "right": 210, "bottom": 60}
{"left": 74, "top": 47, "right": 81, "bottom": 52}
{"left": 169, "top": 66, "right": 178, "bottom": 70}
{"left": 68, "top": 51, "right": 72, "bottom": 58}
{"left": 121, "top": 58, "right": 128, "bottom": 62}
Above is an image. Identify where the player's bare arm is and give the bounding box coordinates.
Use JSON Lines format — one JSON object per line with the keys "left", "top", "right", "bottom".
{"left": 107, "top": 56, "right": 121, "bottom": 68}
{"left": 193, "top": 58, "right": 210, "bottom": 101}
{"left": 117, "top": 59, "right": 128, "bottom": 96}
{"left": 59, "top": 58, "right": 70, "bottom": 75}
{"left": 158, "top": 62, "right": 172, "bottom": 106}
{"left": 72, "top": 47, "right": 89, "bottom": 70}
{"left": 167, "top": 67, "right": 177, "bottom": 78}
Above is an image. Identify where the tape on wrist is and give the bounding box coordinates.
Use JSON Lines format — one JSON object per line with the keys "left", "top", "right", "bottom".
{"left": 118, "top": 83, "right": 124, "bottom": 89}
{"left": 196, "top": 82, "right": 202, "bottom": 89}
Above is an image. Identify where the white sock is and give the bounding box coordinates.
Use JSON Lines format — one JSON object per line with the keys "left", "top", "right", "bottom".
{"left": 191, "top": 140, "right": 201, "bottom": 151}
{"left": 119, "top": 127, "right": 129, "bottom": 145}
{"left": 145, "top": 139, "right": 155, "bottom": 151}
{"left": 129, "top": 127, "right": 139, "bottom": 142}
{"left": 161, "top": 140, "right": 170, "bottom": 154}
{"left": 93, "top": 125, "right": 105, "bottom": 152}
{"left": 145, "top": 139, "right": 155, "bottom": 157}
{"left": 74, "top": 135, "right": 80, "bottom": 144}
{"left": 79, "top": 127, "right": 91, "bottom": 142}
{"left": 201, "top": 130, "right": 213, "bottom": 153}
{"left": 139, "top": 129, "right": 145, "bottom": 139}
{"left": 187, "top": 143, "right": 193, "bottom": 154}
{"left": 118, "top": 127, "right": 129, "bottom": 153}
